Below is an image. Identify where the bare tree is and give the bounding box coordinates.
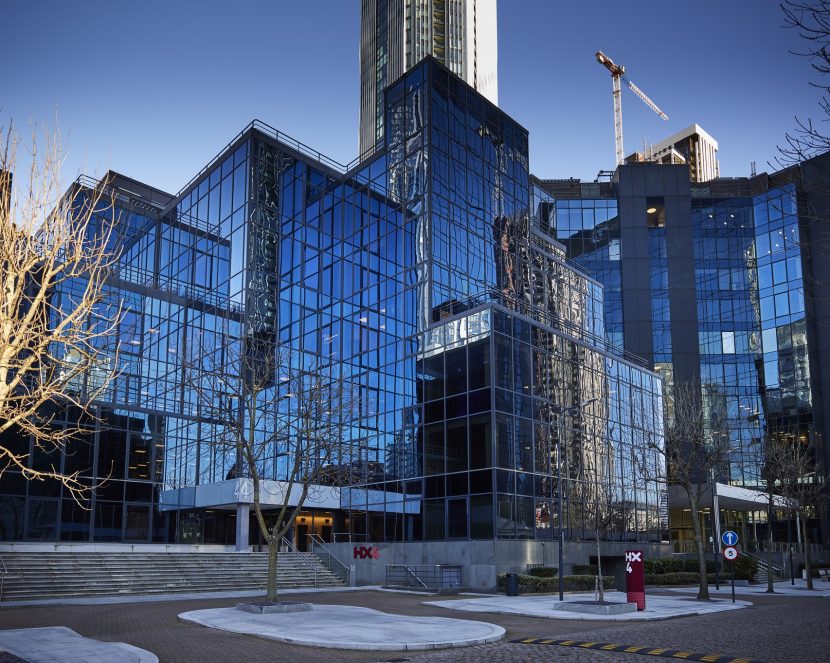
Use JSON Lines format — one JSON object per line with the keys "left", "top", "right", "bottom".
{"left": 766, "top": 424, "right": 825, "bottom": 589}
{"left": 187, "top": 332, "right": 351, "bottom": 604}
{"left": 0, "top": 123, "right": 121, "bottom": 501}
{"left": 779, "top": 0, "right": 830, "bottom": 164}
{"left": 754, "top": 418, "right": 800, "bottom": 593}
{"left": 642, "top": 381, "right": 730, "bottom": 600}
{"left": 580, "top": 435, "right": 617, "bottom": 603}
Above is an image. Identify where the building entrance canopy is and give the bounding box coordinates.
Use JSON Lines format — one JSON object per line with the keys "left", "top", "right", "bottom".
{"left": 668, "top": 483, "right": 791, "bottom": 512}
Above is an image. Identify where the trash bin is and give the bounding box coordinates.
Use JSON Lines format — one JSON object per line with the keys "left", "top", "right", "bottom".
{"left": 505, "top": 573, "right": 519, "bottom": 596}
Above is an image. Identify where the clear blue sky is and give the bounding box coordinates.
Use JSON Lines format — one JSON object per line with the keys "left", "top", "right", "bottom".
{"left": 3, "top": 0, "right": 822, "bottom": 194}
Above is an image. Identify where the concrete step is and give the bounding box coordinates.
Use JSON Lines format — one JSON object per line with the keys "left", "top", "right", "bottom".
{"left": 0, "top": 551, "right": 343, "bottom": 601}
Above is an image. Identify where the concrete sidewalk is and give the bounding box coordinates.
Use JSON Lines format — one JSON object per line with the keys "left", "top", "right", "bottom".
{"left": 422, "top": 590, "right": 751, "bottom": 621}
{"left": 0, "top": 626, "right": 157, "bottom": 663}
{"left": 667, "top": 578, "right": 830, "bottom": 597}
{"left": 179, "top": 604, "right": 505, "bottom": 651}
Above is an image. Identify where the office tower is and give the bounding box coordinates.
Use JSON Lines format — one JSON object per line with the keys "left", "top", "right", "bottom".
{"left": 359, "top": 0, "right": 498, "bottom": 156}
{"left": 1, "top": 62, "right": 669, "bottom": 583}
{"left": 540, "top": 157, "right": 830, "bottom": 546}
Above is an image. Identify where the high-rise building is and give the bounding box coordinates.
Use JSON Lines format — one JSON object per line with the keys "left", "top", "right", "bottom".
{"left": 0, "top": 61, "right": 669, "bottom": 584}
{"left": 359, "top": 0, "right": 498, "bottom": 156}
{"left": 625, "top": 124, "right": 720, "bottom": 183}
{"left": 540, "top": 156, "right": 830, "bottom": 546}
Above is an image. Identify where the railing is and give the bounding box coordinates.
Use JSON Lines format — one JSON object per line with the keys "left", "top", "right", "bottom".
{"left": 761, "top": 541, "right": 826, "bottom": 557}
{"left": 279, "top": 537, "right": 318, "bottom": 588}
{"left": 385, "top": 564, "right": 463, "bottom": 591}
{"left": 307, "top": 534, "right": 351, "bottom": 586}
{"left": 672, "top": 541, "right": 704, "bottom": 554}
{"left": 332, "top": 532, "right": 368, "bottom": 543}
{"left": 0, "top": 555, "right": 6, "bottom": 602}
{"left": 743, "top": 550, "right": 784, "bottom": 579}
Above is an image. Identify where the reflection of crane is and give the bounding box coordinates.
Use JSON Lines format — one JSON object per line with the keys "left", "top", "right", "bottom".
{"left": 595, "top": 50, "right": 669, "bottom": 166}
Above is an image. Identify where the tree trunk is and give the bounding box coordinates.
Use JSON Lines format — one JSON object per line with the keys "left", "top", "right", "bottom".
{"left": 802, "top": 517, "right": 813, "bottom": 590}
{"left": 595, "top": 532, "right": 604, "bottom": 602}
{"left": 766, "top": 487, "right": 775, "bottom": 593}
{"left": 690, "top": 491, "right": 709, "bottom": 600}
{"left": 266, "top": 535, "right": 279, "bottom": 603}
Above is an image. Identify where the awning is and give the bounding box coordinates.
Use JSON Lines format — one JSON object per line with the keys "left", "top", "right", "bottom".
{"left": 668, "top": 483, "right": 792, "bottom": 511}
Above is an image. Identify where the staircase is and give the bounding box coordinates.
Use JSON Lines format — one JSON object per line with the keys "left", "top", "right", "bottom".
{"left": 745, "top": 551, "right": 784, "bottom": 584}
{"left": 0, "top": 551, "right": 343, "bottom": 602}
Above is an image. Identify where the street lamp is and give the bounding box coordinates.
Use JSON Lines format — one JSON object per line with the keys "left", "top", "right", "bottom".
{"left": 558, "top": 396, "right": 599, "bottom": 601}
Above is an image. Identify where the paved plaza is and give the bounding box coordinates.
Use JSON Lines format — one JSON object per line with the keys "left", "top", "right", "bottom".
{"left": 423, "top": 591, "right": 749, "bottom": 621}
{"left": 0, "top": 586, "right": 827, "bottom": 662}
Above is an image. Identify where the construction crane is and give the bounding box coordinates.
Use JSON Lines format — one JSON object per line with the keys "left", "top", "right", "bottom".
{"left": 595, "top": 50, "right": 668, "bottom": 167}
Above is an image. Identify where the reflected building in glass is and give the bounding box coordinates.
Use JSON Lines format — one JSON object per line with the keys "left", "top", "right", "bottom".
{"left": 0, "top": 58, "right": 669, "bottom": 582}
{"left": 539, "top": 156, "right": 830, "bottom": 547}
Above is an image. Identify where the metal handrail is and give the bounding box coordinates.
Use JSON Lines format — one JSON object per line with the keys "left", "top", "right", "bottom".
{"left": 279, "top": 537, "right": 318, "bottom": 588}
{"left": 743, "top": 549, "right": 784, "bottom": 576}
{"left": 307, "top": 534, "right": 351, "bottom": 586}
{"left": 391, "top": 564, "right": 430, "bottom": 591}
{"left": 333, "top": 532, "right": 368, "bottom": 543}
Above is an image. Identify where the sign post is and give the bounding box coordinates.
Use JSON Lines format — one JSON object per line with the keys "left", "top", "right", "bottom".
{"left": 723, "top": 544, "right": 739, "bottom": 603}
{"left": 625, "top": 550, "right": 645, "bottom": 610}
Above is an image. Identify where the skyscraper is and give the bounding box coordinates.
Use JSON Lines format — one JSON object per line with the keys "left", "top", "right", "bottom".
{"left": 359, "top": 0, "right": 498, "bottom": 156}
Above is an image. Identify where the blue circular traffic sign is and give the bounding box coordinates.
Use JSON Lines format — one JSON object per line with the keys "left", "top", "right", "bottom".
{"left": 722, "top": 530, "right": 738, "bottom": 546}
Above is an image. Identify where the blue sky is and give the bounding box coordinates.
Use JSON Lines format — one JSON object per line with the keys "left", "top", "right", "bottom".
{"left": 3, "top": 1, "right": 822, "bottom": 194}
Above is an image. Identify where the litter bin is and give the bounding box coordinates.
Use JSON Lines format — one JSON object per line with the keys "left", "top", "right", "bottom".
{"left": 505, "top": 573, "right": 519, "bottom": 596}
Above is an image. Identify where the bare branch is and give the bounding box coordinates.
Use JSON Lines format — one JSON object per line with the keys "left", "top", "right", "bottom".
{"left": 185, "top": 332, "right": 352, "bottom": 603}
{"left": 0, "top": 121, "right": 123, "bottom": 504}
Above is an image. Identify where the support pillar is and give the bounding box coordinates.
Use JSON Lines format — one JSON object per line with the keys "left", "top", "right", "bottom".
{"left": 235, "top": 503, "right": 250, "bottom": 551}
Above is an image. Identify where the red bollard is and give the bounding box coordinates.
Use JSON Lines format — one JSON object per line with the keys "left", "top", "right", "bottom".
{"left": 625, "top": 550, "right": 645, "bottom": 610}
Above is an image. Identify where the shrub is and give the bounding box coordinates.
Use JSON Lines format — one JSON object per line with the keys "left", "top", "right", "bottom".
{"left": 496, "top": 573, "right": 615, "bottom": 593}
{"left": 644, "top": 572, "right": 717, "bottom": 585}
{"left": 644, "top": 557, "right": 686, "bottom": 575}
{"left": 644, "top": 558, "right": 716, "bottom": 575}
{"left": 572, "top": 564, "right": 598, "bottom": 576}
{"left": 565, "top": 574, "right": 615, "bottom": 591}
{"left": 733, "top": 555, "right": 758, "bottom": 581}
{"left": 527, "top": 567, "right": 558, "bottom": 578}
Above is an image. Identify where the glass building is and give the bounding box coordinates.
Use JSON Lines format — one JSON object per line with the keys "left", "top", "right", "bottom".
{"left": 540, "top": 159, "right": 830, "bottom": 547}
{"left": 0, "top": 59, "right": 667, "bottom": 574}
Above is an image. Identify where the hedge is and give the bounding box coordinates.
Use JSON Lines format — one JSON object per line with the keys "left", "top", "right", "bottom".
{"left": 643, "top": 557, "right": 757, "bottom": 580}
{"left": 497, "top": 573, "right": 615, "bottom": 593}
{"left": 644, "top": 558, "right": 715, "bottom": 574}
{"left": 572, "top": 564, "right": 598, "bottom": 575}
{"left": 645, "top": 572, "right": 717, "bottom": 585}
{"left": 527, "top": 567, "right": 558, "bottom": 578}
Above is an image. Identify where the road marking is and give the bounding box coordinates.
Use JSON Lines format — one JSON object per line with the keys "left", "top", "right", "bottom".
{"left": 509, "top": 638, "right": 767, "bottom": 663}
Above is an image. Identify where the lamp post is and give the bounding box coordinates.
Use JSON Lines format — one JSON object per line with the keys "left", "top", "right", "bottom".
{"left": 558, "top": 397, "right": 599, "bottom": 601}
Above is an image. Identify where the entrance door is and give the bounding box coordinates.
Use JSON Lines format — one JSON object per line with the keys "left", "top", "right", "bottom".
{"left": 296, "top": 524, "right": 309, "bottom": 551}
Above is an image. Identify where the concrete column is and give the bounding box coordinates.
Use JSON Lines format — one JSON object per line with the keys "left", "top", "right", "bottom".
{"left": 235, "top": 504, "right": 250, "bottom": 551}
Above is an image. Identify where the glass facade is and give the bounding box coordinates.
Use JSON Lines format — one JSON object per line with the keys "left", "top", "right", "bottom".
{"left": 543, "top": 164, "right": 826, "bottom": 543}
{"left": 0, "top": 58, "right": 666, "bottom": 546}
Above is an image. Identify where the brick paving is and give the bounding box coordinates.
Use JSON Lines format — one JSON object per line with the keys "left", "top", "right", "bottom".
{"left": 0, "top": 588, "right": 826, "bottom": 663}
